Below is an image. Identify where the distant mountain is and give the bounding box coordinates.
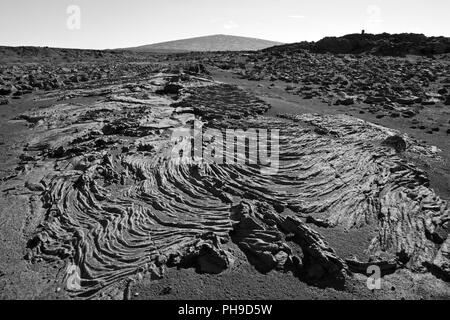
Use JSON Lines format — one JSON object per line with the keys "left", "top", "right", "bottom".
{"left": 125, "top": 34, "right": 283, "bottom": 52}
{"left": 265, "top": 33, "right": 450, "bottom": 56}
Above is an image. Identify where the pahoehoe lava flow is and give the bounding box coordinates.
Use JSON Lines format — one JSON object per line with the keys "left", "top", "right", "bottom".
{"left": 15, "top": 73, "right": 449, "bottom": 298}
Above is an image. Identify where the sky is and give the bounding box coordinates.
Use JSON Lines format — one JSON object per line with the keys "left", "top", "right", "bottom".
{"left": 0, "top": 0, "right": 449, "bottom": 49}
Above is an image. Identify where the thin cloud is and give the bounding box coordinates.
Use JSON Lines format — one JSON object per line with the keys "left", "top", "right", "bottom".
{"left": 223, "top": 20, "right": 239, "bottom": 30}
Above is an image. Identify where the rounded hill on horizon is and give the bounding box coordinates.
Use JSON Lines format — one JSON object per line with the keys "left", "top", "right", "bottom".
{"left": 124, "top": 34, "right": 284, "bottom": 52}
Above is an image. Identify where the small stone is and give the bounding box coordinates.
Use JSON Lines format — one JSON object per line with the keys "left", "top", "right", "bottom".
{"left": 422, "top": 98, "right": 440, "bottom": 105}
{"left": 335, "top": 97, "right": 354, "bottom": 106}
{"left": 274, "top": 251, "right": 289, "bottom": 269}
{"left": 432, "top": 226, "right": 449, "bottom": 244}
{"left": 25, "top": 181, "right": 45, "bottom": 192}
{"left": 160, "top": 286, "right": 172, "bottom": 295}
{"left": 445, "top": 96, "right": 450, "bottom": 106}
{"left": 437, "top": 88, "right": 447, "bottom": 95}
{"left": 0, "top": 85, "right": 17, "bottom": 96}
{"left": 397, "top": 96, "right": 419, "bottom": 105}
{"left": 382, "top": 135, "right": 407, "bottom": 153}
{"left": 285, "top": 85, "right": 295, "bottom": 91}
{"left": 365, "top": 96, "right": 385, "bottom": 103}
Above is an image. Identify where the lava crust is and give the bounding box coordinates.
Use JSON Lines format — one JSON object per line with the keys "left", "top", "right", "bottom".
{"left": 14, "top": 73, "right": 449, "bottom": 298}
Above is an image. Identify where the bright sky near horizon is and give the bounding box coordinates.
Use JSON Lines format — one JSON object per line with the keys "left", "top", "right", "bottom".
{"left": 0, "top": 0, "right": 449, "bottom": 49}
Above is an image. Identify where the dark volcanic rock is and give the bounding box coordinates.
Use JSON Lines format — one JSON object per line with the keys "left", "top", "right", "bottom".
{"left": 381, "top": 135, "right": 407, "bottom": 153}
{"left": 0, "top": 97, "right": 8, "bottom": 105}
{"left": 271, "top": 33, "right": 450, "bottom": 57}
{"left": 445, "top": 96, "right": 450, "bottom": 106}
{"left": 156, "top": 83, "right": 183, "bottom": 95}
{"left": 0, "top": 85, "right": 16, "bottom": 96}
{"left": 346, "top": 256, "right": 397, "bottom": 276}
{"left": 335, "top": 97, "right": 355, "bottom": 106}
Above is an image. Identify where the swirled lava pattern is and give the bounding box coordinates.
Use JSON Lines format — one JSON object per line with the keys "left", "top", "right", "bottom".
{"left": 19, "top": 74, "right": 449, "bottom": 298}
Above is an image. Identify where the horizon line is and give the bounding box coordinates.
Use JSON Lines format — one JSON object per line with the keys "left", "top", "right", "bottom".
{"left": 1, "top": 31, "right": 449, "bottom": 51}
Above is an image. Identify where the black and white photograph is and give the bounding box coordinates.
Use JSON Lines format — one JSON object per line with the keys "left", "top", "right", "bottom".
{"left": 0, "top": 0, "right": 449, "bottom": 308}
